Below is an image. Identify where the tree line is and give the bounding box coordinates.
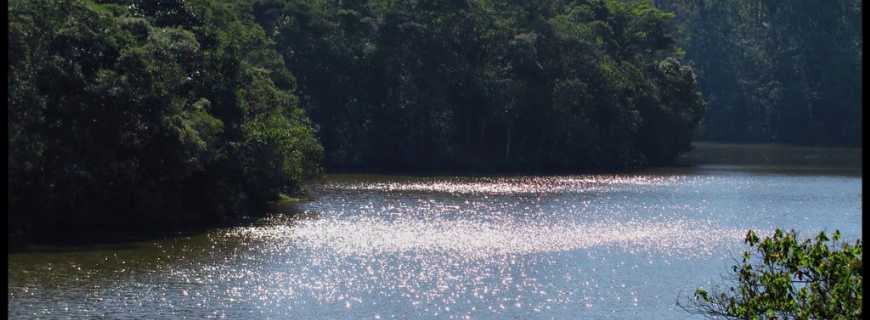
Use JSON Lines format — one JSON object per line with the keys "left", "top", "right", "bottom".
{"left": 9, "top": 0, "right": 708, "bottom": 239}
{"left": 259, "top": 0, "right": 704, "bottom": 172}
{"left": 655, "top": 0, "right": 862, "bottom": 146}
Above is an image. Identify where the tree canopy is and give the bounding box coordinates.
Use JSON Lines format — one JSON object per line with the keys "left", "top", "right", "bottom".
{"left": 8, "top": 0, "right": 323, "bottom": 240}
{"left": 655, "top": 0, "right": 862, "bottom": 147}
{"left": 259, "top": 0, "right": 705, "bottom": 172}
{"left": 9, "top": 0, "right": 710, "bottom": 240}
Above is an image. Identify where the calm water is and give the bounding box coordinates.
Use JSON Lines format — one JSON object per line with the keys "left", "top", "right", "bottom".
{"left": 8, "top": 165, "right": 862, "bottom": 319}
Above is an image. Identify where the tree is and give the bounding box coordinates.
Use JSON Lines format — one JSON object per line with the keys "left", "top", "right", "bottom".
{"left": 655, "top": 0, "right": 862, "bottom": 147}
{"left": 680, "top": 229, "right": 862, "bottom": 319}
{"left": 265, "top": 0, "right": 705, "bottom": 172}
{"left": 8, "top": 0, "right": 323, "bottom": 242}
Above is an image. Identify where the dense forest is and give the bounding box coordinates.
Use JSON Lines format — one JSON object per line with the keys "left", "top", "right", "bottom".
{"left": 655, "top": 0, "right": 862, "bottom": 146}
{"left": 8, "top": 0, "right": 704, "bottom": 240}
{"left": 7, "top": 0, "right": 861, "bottom": 240}
{"left": 8, "top": 0, "right": 326, "bottom": 239}
{"left": 261, "top": 0, "right": 704, "bottom": 171}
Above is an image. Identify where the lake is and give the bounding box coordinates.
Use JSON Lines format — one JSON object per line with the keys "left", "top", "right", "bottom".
{"left": 8, "top": 165, "right": 862, "bottom": 319}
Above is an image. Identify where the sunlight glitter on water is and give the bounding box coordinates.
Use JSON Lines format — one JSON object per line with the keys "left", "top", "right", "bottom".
{"left": 227, "top": 218, "right": 746, "bottom": 259}
{"left": 318, "top": 175, "right": 685, "bottom": 195}
{"left": 233, "top": 174, "right": 747, "bottom": 259}
{"left": 11, "top": 169, "right": 859, "bottom": 319}
{"left": 205, "top": 174, "right": 755, "bottom": 316}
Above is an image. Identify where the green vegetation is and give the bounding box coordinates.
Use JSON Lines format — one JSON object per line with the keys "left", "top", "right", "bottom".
{"left": 8, "top": 0, "right": 323, "bottom": 241}
{"left": 263, "top": 0, "right": 705, "bottom": 171}
{"left": 22, "top": 0, "right": 863, "bottom": 240}
{"left": 680, "top": 229, "right": 863, "bottom": 319}
{"left": 9, "top": 0, "right": 708, "bottom": 241}
{"left": 655, "top": 0, "right": 862, "bottom": 147}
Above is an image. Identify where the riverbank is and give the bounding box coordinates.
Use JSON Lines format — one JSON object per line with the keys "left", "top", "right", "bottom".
{"left": 677, "top": 142, "right": 862, "bottom": 168}
{"left": 7, "top": 194, "right": 309, "bottom": 253}
{"left": 10, "top": 142, "right": 859, "bottom": 251}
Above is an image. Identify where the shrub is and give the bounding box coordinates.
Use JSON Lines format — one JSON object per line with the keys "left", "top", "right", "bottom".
{"left": 680, "top": 229, "right": 862, "bottom": 319}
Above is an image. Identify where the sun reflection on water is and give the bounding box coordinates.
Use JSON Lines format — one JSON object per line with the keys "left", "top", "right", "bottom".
{"left": 199, "top": 174, "right": 753, "bottom": 317}
{"left": 13, "top": 170, "right": 861, "bottom": 319}
{"left": 318, "top": 175, "right": 683, "bottom": 195}
{"left": 227, "top": 217, "right": 744, "bottom": 258}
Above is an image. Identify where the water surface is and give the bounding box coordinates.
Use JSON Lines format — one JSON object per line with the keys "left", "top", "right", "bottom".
{"left": 8, "top": 165, "right": 862, "bottom": 319}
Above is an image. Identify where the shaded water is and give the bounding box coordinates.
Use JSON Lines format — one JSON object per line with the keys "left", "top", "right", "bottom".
{"left": 8, "top": 165, "right": 862, "bottom": 319}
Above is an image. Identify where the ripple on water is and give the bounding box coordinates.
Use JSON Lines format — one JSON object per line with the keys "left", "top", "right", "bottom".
{"left": 226, "top": 217, "right": 746, "bottom": 258}
{"left": 317, "top": 175, "right": 687, "bottom": 195}
{"left": 10, "top": 171, "right": 860, "bottom": 319}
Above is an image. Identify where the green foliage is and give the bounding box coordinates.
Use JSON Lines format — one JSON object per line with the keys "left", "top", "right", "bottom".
{"left": 656, "top": 0, "right": 862, "bottom": 147}
{"left": 261, "top": 0, "right": 705, "bottom": 172}
{"left": 681, "top": 229, "right": 863, "bottom": 319}
{"left": 7, "top": 0, "right": 322, "bottom": 240}
{"left": 8, "top": 0, "right": 711, "bottom": 240}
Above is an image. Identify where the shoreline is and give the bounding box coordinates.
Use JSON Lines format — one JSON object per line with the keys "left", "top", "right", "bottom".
{"left": 8, "top": 195, "right": 310, "bottom": 254}
{"left": 678, "top": 142, "right": 862, "bottom": 168}
{"left": 10, "top": 142, "right": 861, "bottom": 252}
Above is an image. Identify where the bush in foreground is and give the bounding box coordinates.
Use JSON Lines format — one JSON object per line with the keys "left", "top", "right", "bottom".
{"left": 680, "top": 229, "right": 862, "bottom": 319}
